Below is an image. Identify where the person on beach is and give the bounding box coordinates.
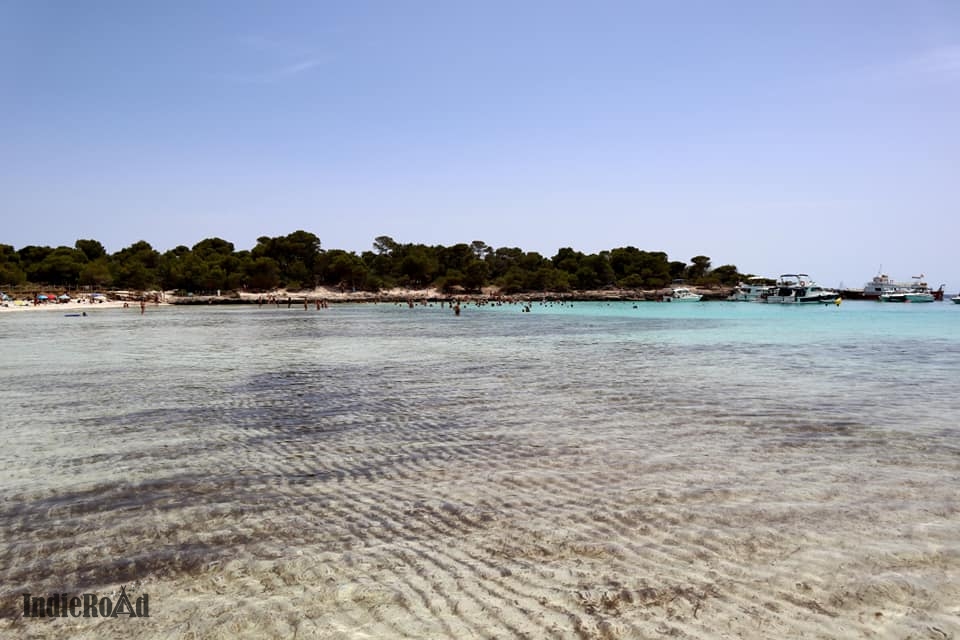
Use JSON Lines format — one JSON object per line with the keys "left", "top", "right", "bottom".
{"left": 140, "top": 299, "right": 146, "bottom": 314}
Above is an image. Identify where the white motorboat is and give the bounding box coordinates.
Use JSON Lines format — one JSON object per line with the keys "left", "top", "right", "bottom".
{"left": 728, "top": 277, "right": 776, "bottom": 302}
{"left": 878, "top": 287, "right": 935, "bottom": 303}
{"left": 877, "top": 276, "right": 937, "bottom": 303}
{"left": 663, "top": 287, "right": 702, "bottom": 302}
{"left": 765, "top": 274, "right": 840, "bottom": 304}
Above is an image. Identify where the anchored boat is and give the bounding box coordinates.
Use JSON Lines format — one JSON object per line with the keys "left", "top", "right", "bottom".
{"left": 765, "top": 274, "right": 840, "bottom": 304}
{"left": 877, "top": 276, "right": 938, "bottom": 303}
{"left": 663, "top": 287, "right": 702, "bottom": 302}
{"left": 728, "top": 277, "right": 776, "bottom": 302}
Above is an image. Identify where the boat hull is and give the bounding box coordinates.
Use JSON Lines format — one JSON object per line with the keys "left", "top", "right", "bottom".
{"left": 879, "top": 293, "right": 935, "bottom": 303}
{"left": 766, "top": 294, "right": 838, "bottom": 304}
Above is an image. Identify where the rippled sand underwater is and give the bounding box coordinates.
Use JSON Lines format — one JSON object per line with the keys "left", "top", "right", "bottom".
{"left": 1, "top": 302, "right": 959, "bottom": 638}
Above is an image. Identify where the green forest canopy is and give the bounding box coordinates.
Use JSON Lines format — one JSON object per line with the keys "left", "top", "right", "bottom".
{"left": 0, "top": 232, "right": 744, "bottom": 294}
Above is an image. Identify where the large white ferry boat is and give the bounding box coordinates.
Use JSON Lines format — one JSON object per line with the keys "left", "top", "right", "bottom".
{"left": 862, "top": 274, "right": 943, "bottom": 301}
{"left": 862, "top": 274, "right": 901, "bottom": 298}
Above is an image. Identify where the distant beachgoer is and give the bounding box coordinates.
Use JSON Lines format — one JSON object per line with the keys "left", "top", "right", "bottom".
{"left": 140, "top": 300, "right": 146, "bottom": 314}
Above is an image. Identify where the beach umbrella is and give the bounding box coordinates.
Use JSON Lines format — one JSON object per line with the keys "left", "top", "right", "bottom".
{"left": 0, "top": 293, "right": 9, "bottom": 300}
{"left": 58, "top": 294, "right": 71, "bottom": 300}
{"left": 37, "top": 294, "right": 48, "bottom": 300}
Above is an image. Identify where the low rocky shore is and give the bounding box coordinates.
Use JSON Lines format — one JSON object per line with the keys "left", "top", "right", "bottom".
{"left": 166, "top": 285, "right": 734, "bottom": 305}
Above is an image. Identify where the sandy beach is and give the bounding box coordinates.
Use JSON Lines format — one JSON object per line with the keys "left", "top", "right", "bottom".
{"left": 0, "top": 300, "right": 132, "bottom": 313}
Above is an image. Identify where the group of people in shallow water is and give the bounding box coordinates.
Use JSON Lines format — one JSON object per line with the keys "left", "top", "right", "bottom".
{"left": 395, "top": 297, "right": 581, "bottom": 314}
{"left": 244, "top": 294, "right": 557, "bottom": 316}
{"left": 128, "top": 294, "right": 564, "bottom": 316}
{"left": 255, "top": 296, "right": 331, "bottom": 310}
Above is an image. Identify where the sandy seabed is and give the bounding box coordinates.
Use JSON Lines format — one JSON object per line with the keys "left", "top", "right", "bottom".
{"left": 3, "top": 402, "right": 958, "bottom": 640}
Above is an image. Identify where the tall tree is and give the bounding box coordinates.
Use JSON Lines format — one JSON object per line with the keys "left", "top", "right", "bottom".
{"left": 29, "top": 247, "right": 87, "bottom": 285}
{"left": 75, "top": 239, "right": 107, "bottom": 261}
{"left": 111, "top": 241, "right": 161, "bottom": 290}
{"left": 687, "top": 255, "right": 712, "bottom": 281}
{"left": 373, "top": 235, "right": 398, "bottom": 255}
{"left": 252, "top": 230, "right": 321, "bottom": 287}
{"left": 0, "top": 244, "right": 26, "bottom": 285}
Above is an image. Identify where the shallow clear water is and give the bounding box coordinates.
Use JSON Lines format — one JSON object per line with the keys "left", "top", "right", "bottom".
{"left": 2, "top": 300, "right": 959, "bottom": 638}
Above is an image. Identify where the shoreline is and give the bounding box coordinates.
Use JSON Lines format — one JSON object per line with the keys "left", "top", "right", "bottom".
{"left": 172, "top": 285, "right": 734, "bottom": 305}
{"left": 8, "top": 285, "right": 925, "bottom": 311}
{"left": 1, "top": 286, "right": 732, "bottom": 311}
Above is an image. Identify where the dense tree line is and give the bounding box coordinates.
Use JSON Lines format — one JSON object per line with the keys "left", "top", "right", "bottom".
{"left": 0, "top": 231, "right": 743, "bottom": 293}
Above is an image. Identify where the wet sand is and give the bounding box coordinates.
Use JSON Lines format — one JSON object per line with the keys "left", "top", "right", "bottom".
{"left": 3, "top": 410, "right": 958, "bottom": 639}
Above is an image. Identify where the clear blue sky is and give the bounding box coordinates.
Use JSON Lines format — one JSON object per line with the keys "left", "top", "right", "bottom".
{"left": 2, "top": 1, "right": 958, "bottom": 288}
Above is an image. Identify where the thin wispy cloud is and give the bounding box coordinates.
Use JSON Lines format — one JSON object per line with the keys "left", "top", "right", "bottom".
{"left": 225, "top": 58, "right": 326, "bottom": 84}
{"left": 270, "top": 57, "right": 326, "bottom": 79}
{"left": 224, "top": 35, "right": 329, "bottom": 84}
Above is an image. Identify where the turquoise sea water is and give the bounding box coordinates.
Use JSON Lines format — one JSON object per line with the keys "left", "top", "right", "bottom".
{"left": 1, "top": 300, "right": 958, "bottom": 637}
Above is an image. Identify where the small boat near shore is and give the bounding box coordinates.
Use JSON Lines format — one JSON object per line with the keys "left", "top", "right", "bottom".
{"left": 765, "top": 274, "right": 840, "bottom": 304}
{"left": 663, "top": 287, "right": 702, "bottom": 302}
